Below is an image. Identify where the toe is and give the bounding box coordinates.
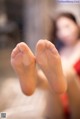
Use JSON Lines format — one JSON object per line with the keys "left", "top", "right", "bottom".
{"left": 45, "top": 40, "right": 58, "bottom": 54}
{"left": 17, "top": 42, "right": 35, "bottom": 65}
{"left": 37, "top": 39, "right": 58, "bottom": 54}
{"left": 36, "top": 39, "right": 46, "bottom": 54}
{"left": 18, "top": 42, "right": 34, "bottom": 57}
{"left": 45, "top": 40, "right": 54, "bottom": 48}
{"left": 11, "top": 46, "right": 20, "bottom": 58}
{"left": 18, "top": 42, "right": 28, "bottom": 52}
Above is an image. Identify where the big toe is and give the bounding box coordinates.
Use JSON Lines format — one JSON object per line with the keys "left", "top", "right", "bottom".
{"left": 11, "top": 42, "right": 28, "bottom": 59}
{"left": 11, "top": 45, "right": 20, "bottom": 58}
{"left": 18, "top": 42, "right": 29, "bottom": 53}
{"left": 19, "top": 42, "right": 35, "bottom": 58}
{"left": 36, "top": 39, "right": 47, "bottom": 54}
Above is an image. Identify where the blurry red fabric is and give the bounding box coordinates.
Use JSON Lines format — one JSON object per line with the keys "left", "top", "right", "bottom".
{"left": 60, "top": 59, "right": 80, "bottom": 118}
{"left": 60, "top": 93, "right": 70, "bottom": 119}
{"left": 74, "top": 59, "right": 80, "bottom": 76}
{"left": 61, "top": 94, "right": 69, "bottom": 113}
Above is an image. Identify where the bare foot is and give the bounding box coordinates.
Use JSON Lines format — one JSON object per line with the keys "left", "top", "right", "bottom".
{"left": 11, "top": 42, "right": 37, "bottom": 95}
{"left": 36, "top": 40, "right": 67, "bottom": 94}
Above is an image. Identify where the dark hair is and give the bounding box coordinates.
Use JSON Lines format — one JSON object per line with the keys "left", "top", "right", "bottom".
{"left": 56, "top": 12, "right": 77, "bottom": 24}
{"left": 50, "top": 12, "right": 80, "bottom": 51}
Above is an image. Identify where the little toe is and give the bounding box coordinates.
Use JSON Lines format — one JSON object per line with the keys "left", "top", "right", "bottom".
{"left": 44, "top": 40, "right": 58, "bottom": 54}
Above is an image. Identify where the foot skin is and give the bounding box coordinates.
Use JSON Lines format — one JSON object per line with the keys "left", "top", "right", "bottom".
{"left": 36, "top": 40, "right": 67, "bottom": 94}
{"left": 11, "top": 42, "right": 37, "bottom": 95}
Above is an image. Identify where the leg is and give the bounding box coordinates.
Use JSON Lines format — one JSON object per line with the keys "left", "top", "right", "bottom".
{"left": 36, "top": 39, "right": 67, "bottom": 94}
{"left": 11, "top": 42, "right": 37, "bottom": 95}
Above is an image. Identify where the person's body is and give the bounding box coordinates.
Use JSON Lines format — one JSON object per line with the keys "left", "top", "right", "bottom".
{"left": 50, "top": 13, "right": 80, "bottom": 119}
{"left": 11, "top": 12, "right": 80, "bottom": 118}
{"left": 11, "top": 40, "right": 67, "bottom": 94}
{"left": 11, "top": 39, "right": 67, "bottom": 119}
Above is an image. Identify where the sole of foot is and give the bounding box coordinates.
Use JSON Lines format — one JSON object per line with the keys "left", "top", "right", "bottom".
{"left": 36, "top": 39, "right": 67, "bottom": 94}
{"left": 11, "top": 42, "right": 37, "bottom": 95}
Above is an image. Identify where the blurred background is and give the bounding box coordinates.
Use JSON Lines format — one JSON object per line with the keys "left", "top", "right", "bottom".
{"left": 0, "top": 0, "right": 80, "bottom": 79}
{"left": 0, "top": 0, "right": 80, "bottom": 119}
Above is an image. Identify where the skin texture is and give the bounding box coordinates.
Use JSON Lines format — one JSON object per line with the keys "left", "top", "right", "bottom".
{"left": 11, "top": 42, "right": 37, "bottom": 95}
{"left": 11, "top": 40, "right": 67, "bottom": 95}
{"left": 36, "top": 40, "right": 67, "bottom": 93}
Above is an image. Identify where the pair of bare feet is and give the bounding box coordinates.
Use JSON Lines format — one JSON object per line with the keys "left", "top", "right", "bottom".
{"left": 11, "top": 40, "right": 67, "bottom": 96}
